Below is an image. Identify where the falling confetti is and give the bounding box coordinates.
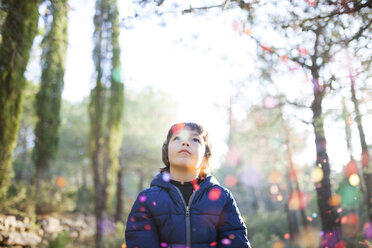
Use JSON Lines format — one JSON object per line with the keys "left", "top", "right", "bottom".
{"left": 208, "top": 188, "right": 222, "bottom": 201}
{"left": 162, "top": 171, "right": 171, "bottom": 182}
{"left": 306, "top": 0, "right": 316, "bottom": 6}
{"left": 221, "top": 238, "right": 231, "bottom": 245}
{"left": 298, "top": 47, "right": 309, "bottom": 56}
{"left": 139, "top": 195, "right": 147, "bottom": 203}
{"left": 260, "top": 44, "right": 272, "bottom": 52}
{"left": 284, "top": 233, "right": 290, "bottom": 239}
{"left": 264, "top": 96, "right": 277, "bottom": 109}
{"left": 210, "top": 241, "right": 217, "bottom": 246}
{"left": 232, "top": 20, "right": 243, "bottom": 33}
{"left": 280, "top": 55, "right": 289, "bottom": 62}
{"left": 171, "top": 123, "right": 185, "bottom": 135}
{"left": 244, "top": 28, "right": 251, "bottom": 35}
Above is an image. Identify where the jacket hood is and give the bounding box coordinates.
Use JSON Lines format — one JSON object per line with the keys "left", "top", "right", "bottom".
{"left": 150, "top": 172, "right": 220, "bottom": 192}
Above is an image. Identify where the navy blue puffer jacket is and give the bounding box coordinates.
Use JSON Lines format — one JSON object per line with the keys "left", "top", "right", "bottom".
{"left": 125, "top": 172, "right": 251, "bottom": 248}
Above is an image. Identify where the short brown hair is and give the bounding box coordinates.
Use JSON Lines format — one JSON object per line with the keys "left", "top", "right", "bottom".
{"left": 160, "top": 122, "right": 212, "bottom": 178}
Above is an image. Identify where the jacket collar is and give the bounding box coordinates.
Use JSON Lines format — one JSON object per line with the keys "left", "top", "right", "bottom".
{"left": 150, "top": 172, "right": 220, "bottom": 193}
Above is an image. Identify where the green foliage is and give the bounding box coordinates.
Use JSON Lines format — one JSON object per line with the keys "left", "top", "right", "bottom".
{"left": 33, "top": 0, "right": 69, "bottom": 182}
{"left": 48, "top": 231, "right": 72, "bottom": 248}
{"left": 244, "top": 210, "right": 289, "bottom": 248}
{"left": 34, "top": 180, "right": 76, "bottom": 214}
{"left": 13, "top": 81, "right": 38, "bottom": 182}
{"left": 102, "top": 221, "right": 125, "bottom": 248}
{"left": 0, "top": 0, "right": 42, "bottom": 201}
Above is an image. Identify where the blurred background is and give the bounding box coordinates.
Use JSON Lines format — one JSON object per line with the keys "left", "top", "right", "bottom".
{"left": 0, "top": 0, "right": 371, "bottom": 247}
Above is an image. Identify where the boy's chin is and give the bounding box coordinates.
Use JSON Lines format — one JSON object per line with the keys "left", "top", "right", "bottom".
{"left": 170, "top": 164, "right": 198, "bottom": 172}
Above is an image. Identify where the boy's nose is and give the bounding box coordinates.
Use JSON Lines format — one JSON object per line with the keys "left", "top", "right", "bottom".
{"left": 182, "top": 141, "right": 189, "bottom": 146}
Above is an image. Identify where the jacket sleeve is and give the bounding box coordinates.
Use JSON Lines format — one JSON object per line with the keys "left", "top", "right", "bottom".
{"left": 125, "top": 191, "right": 160, "bottom": 248}
{"left": 217, "top": 190, "right": 251, "bottom": 248}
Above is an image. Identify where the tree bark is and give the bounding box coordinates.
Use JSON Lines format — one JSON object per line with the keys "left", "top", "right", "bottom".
{"left": 0, "top": 0, "right": 41, "bottom": 200}
{"left": 114, "top": 162, "right": 124, "bottom": 223}
{"left": 33, "top": 0, "right": 69, "bottom": 213}
{"left": 311, "top": 72, "right": 341, "bottom": 246}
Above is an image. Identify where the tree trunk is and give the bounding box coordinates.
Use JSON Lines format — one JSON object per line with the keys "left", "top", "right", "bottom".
{"left": 138, "top": 170, "right": 145, "bottom": 192}
{"left": 0, "top": 0, "right": 41, "bottom": 200}
{"left": 114, "top": 163, "right": 124, "bottom": 223}
{"left": 281, "top": 111, "right": 308, "bottom": 229}
{"left": 349, "top": 70, "right": 372, "bottom": 221}
{"left": 33, "top": 0, "right": 69, "bottom": 213}
{"left": 311, "top": 71, "right": 341, "bottom": 246}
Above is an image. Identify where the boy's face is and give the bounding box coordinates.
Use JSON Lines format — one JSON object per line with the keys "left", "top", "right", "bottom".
{"left": 168, "top": 126, "right": 206, "bottom": 173}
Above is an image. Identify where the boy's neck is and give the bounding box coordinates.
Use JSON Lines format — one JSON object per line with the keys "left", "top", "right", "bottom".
{"left": 169, "top": 167, "right": 199, "bottom": 182}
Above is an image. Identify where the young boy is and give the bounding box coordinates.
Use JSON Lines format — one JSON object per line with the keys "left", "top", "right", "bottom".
{"left": 125, "top": 122, "right": 251, "bottom": 248}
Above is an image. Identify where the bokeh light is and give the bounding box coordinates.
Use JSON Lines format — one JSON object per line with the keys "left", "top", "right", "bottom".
{"left": 56, "top": 176, "right": 67, "bottom": 188}
{"left": 311, "top": 167, "right": 324, "bottom": 183}
{"left": 270, "top": 185, "right": 279, "bottom": 194}
{"left": 348, "top": 173, "right": 360, "bottom": 186}
{"left": 288, "top": 190, "right": 311, "bottom": 210}
{"left": 328, "top": 194, "right": 341, "bottom": 207}
{"left": 341, "top": 213, "right": 359, "bottom": 238}
{"left": 293, "top": 226, "right": 321, "bottom": 247}
{"left": 345, "top": 160, "right": 358, "bottom": 178}
{"left": 269, "top": 170, "right": 282, "bottom": 184}
{"left": 225, "top": 147, "right": 242, "bottom": 167}
{"left": 272, "top": 241, "right": 284, "bottom": 248}
{"left": 363, "top": 222, "right": 372, "bottom": 239}
{"left": 224, "top": 175, "right": 238, "bottom": 187}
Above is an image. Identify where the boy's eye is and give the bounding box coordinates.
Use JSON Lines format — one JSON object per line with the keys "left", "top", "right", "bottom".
{"left": 192, "top": 138, "right": 200, "bottom": 143}
{"left": 174, "top": 136, "right": 180, "bottom": 140}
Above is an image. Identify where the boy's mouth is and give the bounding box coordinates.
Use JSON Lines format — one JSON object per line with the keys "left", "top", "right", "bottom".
{"left": 179, "top": 149, "right": 191, "bottom": 154}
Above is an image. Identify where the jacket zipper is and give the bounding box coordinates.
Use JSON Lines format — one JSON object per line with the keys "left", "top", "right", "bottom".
{"left": 172, "top": 186, "right": 196, "bottom": 248}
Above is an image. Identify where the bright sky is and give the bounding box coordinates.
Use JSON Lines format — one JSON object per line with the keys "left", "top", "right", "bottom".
{"left": 25, "top": 0, "right": 371, "bottom": 173}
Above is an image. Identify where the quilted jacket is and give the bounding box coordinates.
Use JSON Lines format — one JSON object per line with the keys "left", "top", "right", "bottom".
{"left": 125, "top": 172, "right": 251, "bottom": 248}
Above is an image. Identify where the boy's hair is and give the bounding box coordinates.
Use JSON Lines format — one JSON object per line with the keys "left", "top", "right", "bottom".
{"left": 160, "top": 122, "right": 212, "bottom": 178}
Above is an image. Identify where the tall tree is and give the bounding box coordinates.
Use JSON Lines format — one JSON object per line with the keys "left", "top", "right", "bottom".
{"left": 33, "top": 0, "right": 69, "bottom": 207}
{"left": 106, "top": 0, "right": 124, "bottom": 217}
{"left": 347, "top": 53, "right": 372, "bottom": 221}
{"left": 0, "top": 0, "right": 42, "bottom": 200}
{"left": 233, "top": 2, "right": 372, "bottom": 245}
{"left": 90, "top": 0, "right": 124, "bottom": 245}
